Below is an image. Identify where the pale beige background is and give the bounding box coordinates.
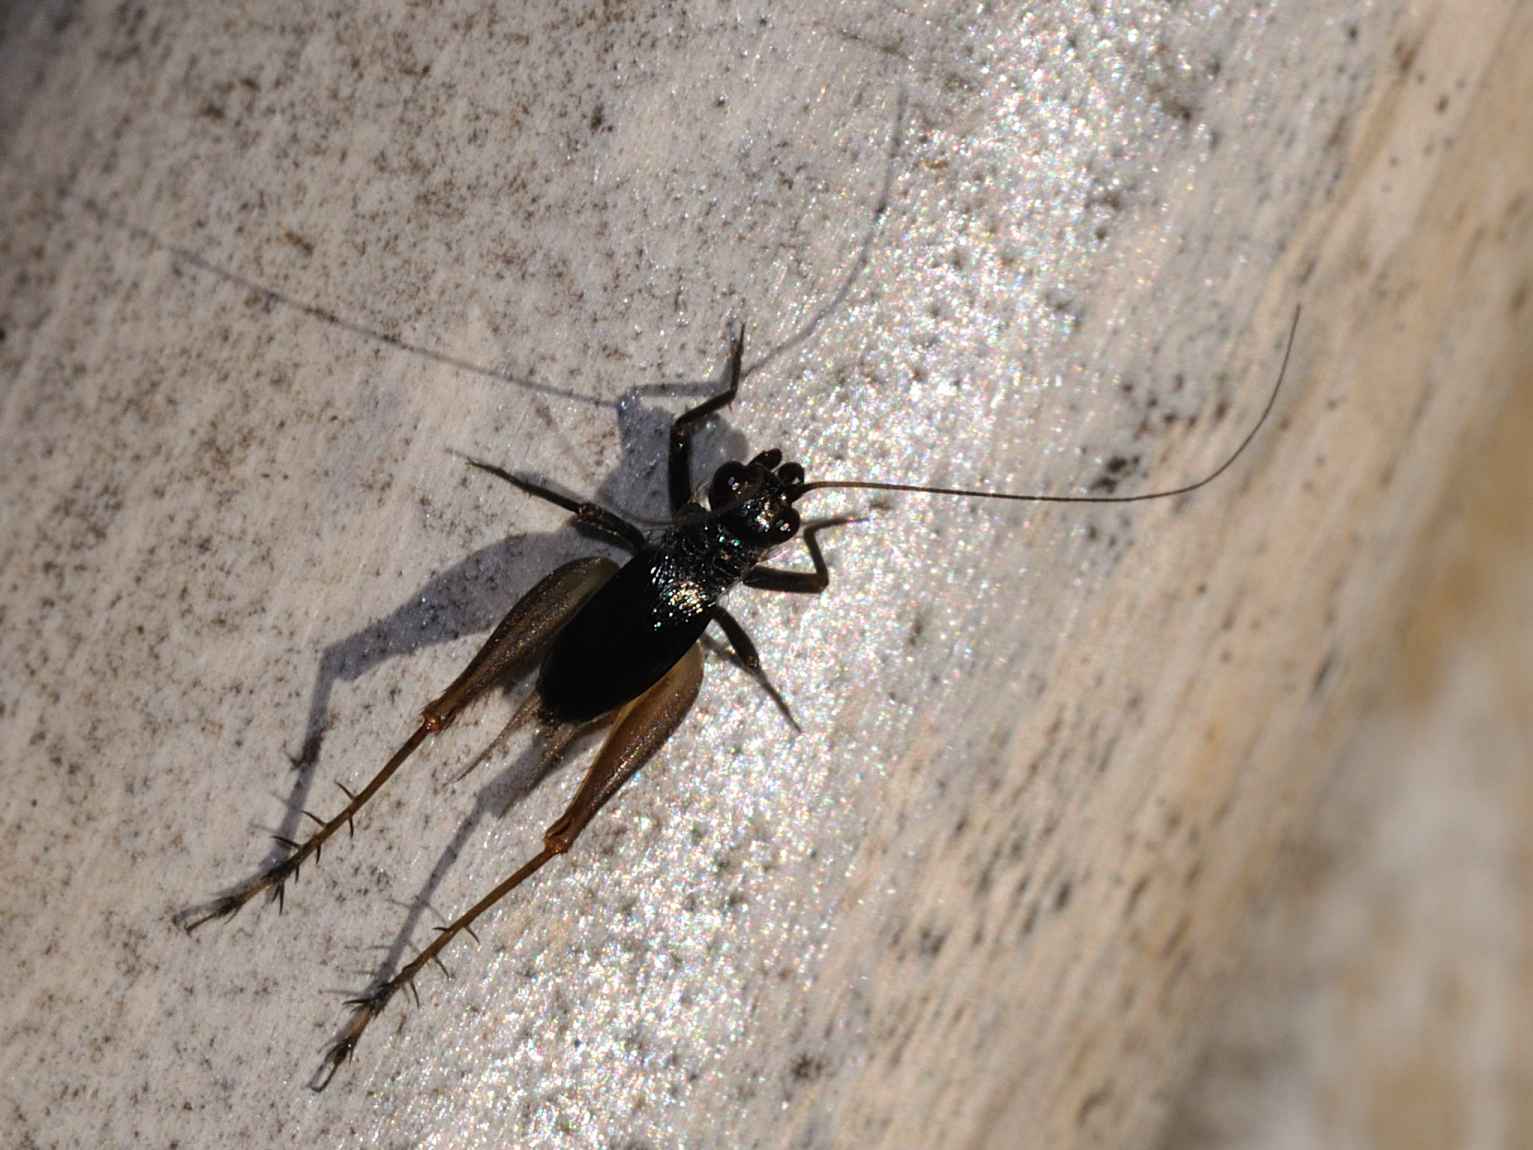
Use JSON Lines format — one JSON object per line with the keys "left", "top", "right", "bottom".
{"left": 1, "top": 2, "right": 1528, "bottom": 1148}
{"left": 1162, "top": 243, "right": 1533, "bottom": 1148}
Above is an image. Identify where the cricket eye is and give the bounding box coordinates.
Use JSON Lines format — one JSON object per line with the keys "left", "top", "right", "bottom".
{"left": 772, "top": 508, "right": 800, "bottom": 541}
{"left": 709, "top": 462, "right": 754, "bottom": 510}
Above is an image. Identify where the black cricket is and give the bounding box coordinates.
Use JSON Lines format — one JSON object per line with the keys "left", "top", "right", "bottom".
{"left": 178, "top": 309, "right": 1300, "bottom": 1088}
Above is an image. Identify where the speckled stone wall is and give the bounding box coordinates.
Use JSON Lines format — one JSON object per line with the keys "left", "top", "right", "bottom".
{"left": 1, "top": 2, "right": 1527, "bottom": 1148}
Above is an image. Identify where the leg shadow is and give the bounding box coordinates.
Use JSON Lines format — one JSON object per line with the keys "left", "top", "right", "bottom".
{"left": 260, "top": 388, "right": 749, "bottom": 867}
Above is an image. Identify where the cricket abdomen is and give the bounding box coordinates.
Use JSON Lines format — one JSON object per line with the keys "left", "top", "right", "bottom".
{"left": 537, "top": 547, "right": 716, "bottom": 723}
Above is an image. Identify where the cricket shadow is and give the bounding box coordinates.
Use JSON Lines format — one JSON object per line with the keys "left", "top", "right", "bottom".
{"left": 255, "top": 385, "right": 749, "bottom": 875}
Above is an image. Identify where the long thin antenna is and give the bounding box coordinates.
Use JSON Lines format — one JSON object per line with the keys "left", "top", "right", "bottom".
{"left": 71, "top": 195, "right": 612, "bottom": 409}
{"left": 796, "top": 305, "right": 1300, "bottom": 506}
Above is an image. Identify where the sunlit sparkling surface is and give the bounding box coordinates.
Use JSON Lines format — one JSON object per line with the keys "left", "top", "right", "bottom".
{"left": 347, "top": 3, "right": 1317, "bottom": 1141}
{"left": 1, "top": 0, "right": 1380, "bottom": 1146}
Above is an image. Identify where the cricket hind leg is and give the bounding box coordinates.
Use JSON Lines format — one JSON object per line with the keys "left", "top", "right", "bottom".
{"left": 420, "top": 557, "right": 619, "bottom": 730}
{"left": 174, "top": 556, "right": 620, "bottom": 933}
{"left": 362, "top": 710, "right": 603, "bottom": 1025}
{"left": 314, "top": 643, "right": 705, "bottom": 1089}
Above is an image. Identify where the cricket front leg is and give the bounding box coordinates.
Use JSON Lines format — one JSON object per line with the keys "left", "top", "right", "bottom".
{"left": 175, "top": 556, "right": 620, "bottom": 932}
{"left": 670, "top": 325, "right": 744, "bottom": 511}
{"left": 314, "top": 643, "right": 705, "bottom": 1088}
{"left": 743, "top": 517, "right": 861, "bottom": 593}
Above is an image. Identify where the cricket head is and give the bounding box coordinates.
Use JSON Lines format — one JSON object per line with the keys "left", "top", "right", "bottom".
{"left": 708, "top": 448, "right": 806, "bottom": 546}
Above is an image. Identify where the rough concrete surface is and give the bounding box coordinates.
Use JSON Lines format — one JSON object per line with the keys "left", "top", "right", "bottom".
{"left": 1, "top": 2, "right": 1527, "bottom": 1147}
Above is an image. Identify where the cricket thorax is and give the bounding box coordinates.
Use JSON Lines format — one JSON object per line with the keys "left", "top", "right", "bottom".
{"left": 653, "top": 519, "right": 771, "bottom": 611}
